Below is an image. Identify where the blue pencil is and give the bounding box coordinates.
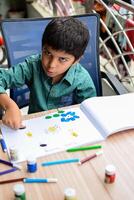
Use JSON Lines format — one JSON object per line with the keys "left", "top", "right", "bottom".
{"left": 0, "top": 159, "right": 22, "bottom": 170}
{"left": 41, "top": 158, "right": 80, "bottom": 166}
{"left": 0, "top": 135, "right": 7, "bottom": 152}
{"left": 24, "top": 178, "right": 58, "bottom": 183}
{"left": 0, "top": 167, "right": 18, "bottom": 176}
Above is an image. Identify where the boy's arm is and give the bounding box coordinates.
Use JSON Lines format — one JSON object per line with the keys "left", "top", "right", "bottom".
{"left": 0, "top": 93, "right": 22, "bottom": 129}
{"left": 0, "top": 56, "right": 35, "bottom": 128}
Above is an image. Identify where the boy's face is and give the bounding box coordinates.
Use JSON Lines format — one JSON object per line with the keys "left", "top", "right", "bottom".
{"left": 42, "top": 45, "right": 78, "bottom": 83}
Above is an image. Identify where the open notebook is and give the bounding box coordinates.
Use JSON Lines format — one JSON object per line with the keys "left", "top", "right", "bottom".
{"left": 1, "top": 93, "right": 134, "bottom": 162}
{"left": 80, "top": 92, "right": 134, "bottom": 137}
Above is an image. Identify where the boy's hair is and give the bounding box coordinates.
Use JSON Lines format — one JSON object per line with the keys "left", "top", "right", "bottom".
{"left": 42, "top": 17, "right": 89, "bottom": 60}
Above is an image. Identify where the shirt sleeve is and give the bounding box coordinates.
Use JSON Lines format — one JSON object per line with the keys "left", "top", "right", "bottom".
{"left": 0, "top": 57, "right": 34, "bottom": 94}
{"left": 74, "top": 69, "right": 97, "bottom": 103}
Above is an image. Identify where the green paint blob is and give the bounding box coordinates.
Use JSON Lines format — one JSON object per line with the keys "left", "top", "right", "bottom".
{"left": 53, "top": 114, "right": 60, "bottom": 117}
{"left": 58, "top": 110, "right": 65, "bottom": 113}
{"left": 45, "top": 116, "right": 52, "bottom": 119}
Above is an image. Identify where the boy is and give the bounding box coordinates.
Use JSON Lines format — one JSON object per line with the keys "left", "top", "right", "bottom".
{"left": 0, "top": 17, "right": 96, "bottom": 129}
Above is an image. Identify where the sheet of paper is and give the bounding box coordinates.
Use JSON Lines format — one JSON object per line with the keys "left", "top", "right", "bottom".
{"left": 1, "top": 107, "right": 103, "bottom": 163}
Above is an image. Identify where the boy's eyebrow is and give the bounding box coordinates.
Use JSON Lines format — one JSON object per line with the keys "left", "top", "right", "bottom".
{"left": 43, "top": 47, "right": 72, "bottom": 60}
{"left": 58, "top": 55, "right": 72, "bottom": 60}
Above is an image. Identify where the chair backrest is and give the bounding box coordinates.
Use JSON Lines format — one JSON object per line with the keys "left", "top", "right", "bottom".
{"left": 1, "top": 14, "right": 102, "bottom": 108}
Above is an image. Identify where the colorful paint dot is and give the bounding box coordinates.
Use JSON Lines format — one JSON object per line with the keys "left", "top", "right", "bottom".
{"left": 74, "top": 115, "right": 80, "bottom": 119}
{"left": 53, "top": 114, "right": 60, "bottom": 117}
{"left": 61, "top": 118, "right": 69, "bottom": 122}
{"left": 48, "top": 126, "right": 57, "bottom": 133}
{"left": 45, "top": 116, "right": 52, "bottom": 119}
{"left": 26, "top": 132, "right": 33, "bottom": 137}
{"left": 61, "top": 113, "right": 67, "bottom": 117}
{"left": 72, "top": 132, "right": 78, "bottom": 137}
{"left": 58, "top": 110, "right": 65, "bottom": 113}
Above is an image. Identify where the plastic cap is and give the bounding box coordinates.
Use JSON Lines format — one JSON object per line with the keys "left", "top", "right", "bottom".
{"left": 105, "top": 164, "right": 116, "bottom": 175}
{"left": 9, "top": 145, "right": 17, "bottom": 151}
{"left": 27, "top": 156, "right": 36, "bottom": 164}
{"left": 13, "top": 184, "right": 25, "bottom": 195}
{"left": 64, "top": 188, "right": 76, "bottom": 197}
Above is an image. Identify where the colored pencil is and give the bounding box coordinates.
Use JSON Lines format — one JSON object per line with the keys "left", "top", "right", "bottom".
{"left": 42, "top": 158, "right": 80, "bottom": 166}
{"left": 0, "top": 135, "right": 7, "bottom": 152}
{"left": 0, "top": 177, "right": 57, "bottom": 184}
{"left": 67, "top": 145, "right": 102, "bottom": 152}
{"left": 79, "top": 150, "right": 103, "bottom": 165}
{"left": 0, "top": 158, "right": 22, "bottom": 170}
{"left": 0, "top": 167, "right": 18, "bottom": 176}
{"left": 24, "top": 178, "right": 58, "bottom": 183}
{"left": 0, "top": 177, "right": 25, "bottom": 184}
{"left": 0, "top": 158, "right": 13, "bottom": 166}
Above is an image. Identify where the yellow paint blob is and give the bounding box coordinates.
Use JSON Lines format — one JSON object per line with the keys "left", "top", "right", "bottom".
{"left": 26, "top": 132, "right": 33, "bottom": 137}
{"left": 48, "top": 126, "right": 57, "bottom": 133}
{"left": 71, "top": 132, "right": 78, "bottom": 137}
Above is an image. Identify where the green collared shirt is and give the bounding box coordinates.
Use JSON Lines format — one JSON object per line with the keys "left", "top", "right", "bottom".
{"left": 0, "top": 54, "right": 96, "bottom": 113}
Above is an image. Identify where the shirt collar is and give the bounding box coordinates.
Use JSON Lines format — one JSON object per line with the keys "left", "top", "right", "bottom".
{"left": 62, "top": 63, "right": 78, "bottom": 85}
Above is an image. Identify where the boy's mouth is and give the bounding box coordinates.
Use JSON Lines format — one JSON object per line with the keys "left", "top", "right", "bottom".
{"left": 47, "top": 70, "right": 55, "bottom": 76}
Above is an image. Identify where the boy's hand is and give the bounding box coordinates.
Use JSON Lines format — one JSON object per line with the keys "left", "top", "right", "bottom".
{"left": 2, "top": 105, "right": 23, "bottom": 129}
{"left": 0, "top": 93, "right": 23, "bottom": 129}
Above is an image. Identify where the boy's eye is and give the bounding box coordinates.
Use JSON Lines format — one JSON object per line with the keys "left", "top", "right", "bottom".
{"left": 43, "top": 49, "right": 51, "bottom": 56}
{"left": 46, "top": 51, "right": 51, "bottom": 56}
{"left": 59, "top": 57, "right": 68, "bottom": 62}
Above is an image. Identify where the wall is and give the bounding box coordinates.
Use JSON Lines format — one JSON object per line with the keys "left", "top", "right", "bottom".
{"left": 27, "top": 2, "right": 53, "bottom": 18}
{"left": 0, "top": 0, "right": 27, "bottom": 18}
{"left": 0, "top": 0, "right": 9, "bottom": 18}
{"left": 0, "top": 0, "right": 46, "bottom": 19}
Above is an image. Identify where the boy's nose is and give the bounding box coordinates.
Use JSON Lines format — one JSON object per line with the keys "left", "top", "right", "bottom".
{"left": 48, "top": 58, "right": 57, "bottom": 69}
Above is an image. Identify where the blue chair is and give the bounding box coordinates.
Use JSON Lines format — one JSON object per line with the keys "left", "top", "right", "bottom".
{"left": 1, "top": 14, "right": 127, "bottom": 109}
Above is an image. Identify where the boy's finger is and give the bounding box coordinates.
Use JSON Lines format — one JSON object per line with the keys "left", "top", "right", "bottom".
{"left": 19, "top": 124, "right": 26, "bottom": 129}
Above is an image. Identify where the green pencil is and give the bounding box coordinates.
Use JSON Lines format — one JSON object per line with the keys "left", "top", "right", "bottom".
{"left": 67, "top": 145, "right": 102, "bottom": 152}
